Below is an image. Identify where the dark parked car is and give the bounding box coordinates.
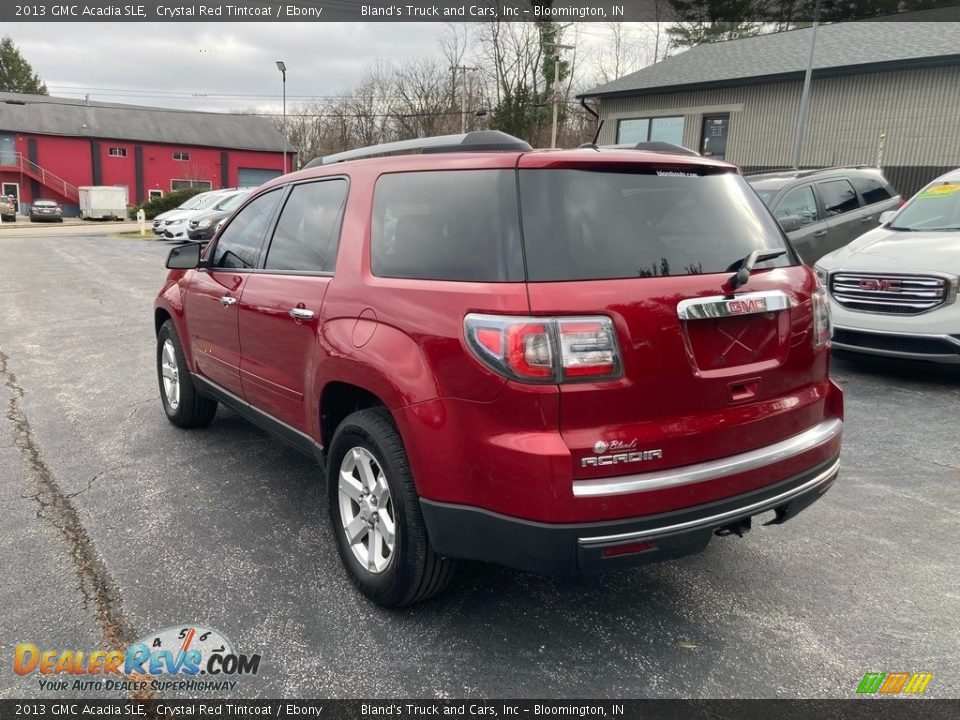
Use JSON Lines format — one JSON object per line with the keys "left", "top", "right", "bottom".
{"left": 0, "top": 195, "right": 16, "bottom": 222}
{"left": 186, "top": 189, "right": 253, "bottom": 241}
{"left": 747, "top": 168, "right": 900, "bottom": 263}
{"left": 29, "top": 199, "right": 64, "bottom": 223}
{"left": 155, "top": 132, "right": 842, "bottom": 606}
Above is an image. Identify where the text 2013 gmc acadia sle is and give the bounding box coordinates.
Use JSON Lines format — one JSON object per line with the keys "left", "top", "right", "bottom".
{"left": 155, "top": 132, "right": 843, "bottom": 606}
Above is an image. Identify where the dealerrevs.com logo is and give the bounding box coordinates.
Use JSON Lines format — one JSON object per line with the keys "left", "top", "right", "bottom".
{"left": 14, "top": 625, "right": 260, "bottom": 693}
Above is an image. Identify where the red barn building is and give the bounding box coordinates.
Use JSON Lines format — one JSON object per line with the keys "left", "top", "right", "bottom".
{"left": 0, "top": 92, "right": 289, "bottom": 216}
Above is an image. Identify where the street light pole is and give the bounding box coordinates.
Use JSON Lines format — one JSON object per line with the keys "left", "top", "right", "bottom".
{"left": 792, "top": 0, "right": 821, "bottom": 169}
{"left": 545, "top": 43, "right": 574, "bottom": 149}
{"left": 276, "top": 60, "right": 287, "bottom": 174}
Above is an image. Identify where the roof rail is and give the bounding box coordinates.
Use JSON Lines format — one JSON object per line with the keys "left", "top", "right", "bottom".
{"left": 632, "top": 141, "right": 700, "bottom": 157}
{"left": 747, "top": 165, "right": 883, "bottom": 179}
{"left": 594, "top": 141, "right": 700, "bottom": 157}
{"left": 306, "top": 131, "right": 531, "bottom": 168}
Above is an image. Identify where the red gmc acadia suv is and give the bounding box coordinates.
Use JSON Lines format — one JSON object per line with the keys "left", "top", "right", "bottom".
{"left": 154, "top": 131, "right": 843, "bottom": 606}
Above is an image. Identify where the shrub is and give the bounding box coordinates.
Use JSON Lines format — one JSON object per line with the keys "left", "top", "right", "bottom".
{"left": 130, "top": 188, "right": 204, "bottom": 220}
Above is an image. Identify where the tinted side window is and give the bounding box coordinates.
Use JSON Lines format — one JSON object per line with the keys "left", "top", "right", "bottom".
{"left": 265, "top": 180, "right": 348, "bottom": 273}
{"left": 851, "top": 176, "right": 893, "bottom": 205}
{"left": 775, "top": 185, "right": 819, "bottom": 226}
{"left": 818, "top": 179, "right": 860, "bottom": 216}
{"left": 371, "top": 170, "right": 523, "bottom": 282}
{"left": 212, "top": 190, "right": 282, "bottom": 269}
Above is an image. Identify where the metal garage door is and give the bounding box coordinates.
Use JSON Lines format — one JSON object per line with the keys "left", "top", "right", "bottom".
{"left": 237, "top": 168, "right": 282, "bottom": 188}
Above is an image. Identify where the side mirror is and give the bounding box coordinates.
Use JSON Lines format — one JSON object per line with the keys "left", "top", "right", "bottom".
{"left": 777, "top": 215, "right": 802, "bottom": 233}
{"left": 878, "top": 210, "right": 896, "bottom": 225}
{"left": 166, "top": 242, "right": 202, "bottom": 269}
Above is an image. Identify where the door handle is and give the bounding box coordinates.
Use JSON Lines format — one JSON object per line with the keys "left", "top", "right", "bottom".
{"left": 289, "top": 307, "right": 315, "bottom": 321}
{"left": 220, "top": 296, "right": 238, "bottom": 307}
{"left": 813, "top": 229, "right": 827, "bottom": 238}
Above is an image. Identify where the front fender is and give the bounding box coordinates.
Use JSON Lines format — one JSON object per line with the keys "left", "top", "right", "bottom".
{"left": 154, "top": 271, "right": 196, "bottom": 372}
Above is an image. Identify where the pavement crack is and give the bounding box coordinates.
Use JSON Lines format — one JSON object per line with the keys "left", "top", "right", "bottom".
{"left": 0, "top": 348, "right": 139, "bottom": 655}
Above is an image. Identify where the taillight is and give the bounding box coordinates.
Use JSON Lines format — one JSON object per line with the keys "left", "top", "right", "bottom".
{"left": 812, "top": 285, "right": 832, "bottom": 347}
{"left": 464, "top": 314, "right": 621, "bottom": 383}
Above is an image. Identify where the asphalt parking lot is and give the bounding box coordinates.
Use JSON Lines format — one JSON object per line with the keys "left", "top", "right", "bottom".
{"left": 0, "top": 232, "right": 958, "bottom": 700}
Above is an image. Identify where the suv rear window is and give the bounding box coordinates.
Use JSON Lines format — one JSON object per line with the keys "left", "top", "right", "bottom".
{"left": 371, "top": 170, "right": 524, "bottom": 282}
{"left": 518, "top": 169, "right": 791, "bottom": 281}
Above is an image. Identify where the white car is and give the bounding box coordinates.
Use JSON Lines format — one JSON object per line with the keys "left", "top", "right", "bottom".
{"left": 814, "top": 169, "right": 960, "bottom": 364}
{"left": 160, "top": 189, "right": 245, "bottom": 240}
{"left": 151, "top": 189, "right": 235, "bottom": 236}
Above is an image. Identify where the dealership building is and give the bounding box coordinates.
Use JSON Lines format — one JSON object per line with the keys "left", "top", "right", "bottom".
{"left": 579, "top": 20, "right": 960, "bottom": 197}
{"left": 0, "top": 92, "right": 289, "bottom": 215}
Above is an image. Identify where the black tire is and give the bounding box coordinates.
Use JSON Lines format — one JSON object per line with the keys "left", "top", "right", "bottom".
{"left": 156, "top": 320, "right": 217, "bottom": 428}
{"left": 327, "top": 408, "right": 455, "bottom": 607}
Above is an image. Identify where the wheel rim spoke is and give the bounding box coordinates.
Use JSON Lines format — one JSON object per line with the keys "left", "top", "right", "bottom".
{"left": 378, "top": 512, "right": 396, "bottom": 546}
{"left": 356, "top": 451, "right": 377, "bottom": 491}
{"left": 338, "top": 470, "right": 364, "bottom": 503}
{"left": 368, "top": 527, "right": 380, "bottom": 569}
{"left": 373, "top": 477, "right": 390, "bottom": 505}
{"left": 344, "top": 514, "right": 368, "bottom": 544}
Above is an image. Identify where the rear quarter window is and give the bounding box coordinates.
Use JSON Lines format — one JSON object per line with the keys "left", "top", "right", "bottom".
{"left": 818, "top": 179, "right": 861, "bottom": 216}
{"left": 371, "top": 170, "right": 524, "bottom": 282}
{"left": 851, "top": 176, "right": 893, "bottom": 205}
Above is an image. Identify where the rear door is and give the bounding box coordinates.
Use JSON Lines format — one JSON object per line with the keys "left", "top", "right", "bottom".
{"left": 816, "top": 178, "right": 863, "bottom": 254}
{"left": 517, "top": 160, "right": 830, "bottom": 486}
{"left": 183, "top": 189, "right": 282, "bottom": 396}
{"left": 238, "top": 178, "right": 349, "bottom": 432}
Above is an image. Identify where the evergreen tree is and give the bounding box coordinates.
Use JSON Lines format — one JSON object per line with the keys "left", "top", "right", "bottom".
{"left": 0, "top": 36, "right": 48, "bottom": 95}
{"left": 666, "top": 1, "right": 770, "bottom": 49}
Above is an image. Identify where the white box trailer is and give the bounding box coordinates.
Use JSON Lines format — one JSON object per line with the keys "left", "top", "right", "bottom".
{"left": 79, "top": 186, "right": 127, "bottom": 220}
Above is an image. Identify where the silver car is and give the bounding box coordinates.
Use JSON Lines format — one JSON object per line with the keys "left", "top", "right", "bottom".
{"left": 748, "top": 167, "right": 901, "bottom": 264}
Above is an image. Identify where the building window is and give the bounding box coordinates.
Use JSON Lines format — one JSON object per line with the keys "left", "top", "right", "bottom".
{"left": 148, "top": 189, "right": 163, "bottom": 200}
{"left": 108, "top": 147, "right": 127, "bottom": 157}
{"left": 171, "top": 179, "right": 212, "bottom": 191}
{"left": 617, "top": 116, "right": 685, "bottom": 146}
{"left": 173, "top": 152, "right": 191, "bottom": 161}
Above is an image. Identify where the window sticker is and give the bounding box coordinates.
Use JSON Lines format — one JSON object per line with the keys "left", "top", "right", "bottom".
{"left": 917, "top": 183, "right": 960, "bottom": 199}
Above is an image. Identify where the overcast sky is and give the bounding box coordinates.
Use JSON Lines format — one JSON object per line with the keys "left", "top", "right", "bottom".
{"left": 6, "top": 22, "right": 628, "bottom": 115}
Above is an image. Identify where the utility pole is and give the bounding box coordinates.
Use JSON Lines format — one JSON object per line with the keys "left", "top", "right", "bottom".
{"left": 450, "top": 65, "right": 478, "bottom": 134}
{"left": 792, "top": 0, "right": 821, "bottom": 169}
{"left": 545, "top": 42, "right": 574, "bottom": 149}
{"left": 276, "top": 61, "right": 288, "bottom": 174}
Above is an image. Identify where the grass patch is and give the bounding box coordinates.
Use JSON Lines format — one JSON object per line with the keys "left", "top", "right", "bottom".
{"left": 110, "top": 231, "right": 164, "bottom": 240}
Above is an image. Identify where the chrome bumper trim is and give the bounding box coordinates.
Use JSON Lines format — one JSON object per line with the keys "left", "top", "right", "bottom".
{"left": 573, "top": 417, "right": 842, "bottom": 498}
{"left": 578, "top": 458, "right": 840, "bottom": 548}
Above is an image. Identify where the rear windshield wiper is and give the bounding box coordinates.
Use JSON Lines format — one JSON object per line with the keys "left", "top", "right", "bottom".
{"left": 727, "top": 249, "right": 786, "bottom": 291}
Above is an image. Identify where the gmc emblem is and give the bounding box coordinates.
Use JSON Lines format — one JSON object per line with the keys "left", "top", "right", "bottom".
{"left": 859, "top": 278, "right": 901, "bottom": 292}
{"left": 726, "top": 298, "right": 767, "bottom": 314}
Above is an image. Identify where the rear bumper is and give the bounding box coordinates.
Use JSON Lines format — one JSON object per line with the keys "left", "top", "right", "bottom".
{"left": 421, "top": 455, "right": 839, "bottom": 575}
